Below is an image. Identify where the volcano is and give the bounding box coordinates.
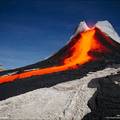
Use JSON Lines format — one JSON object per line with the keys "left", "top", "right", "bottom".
{"left": 0, "top": 21, "right": 120, "bottom": 119}
{"left": 0, "top": 21, "right": 120, "bottom": 83}
{"left": 0, "top": 21, "right": 120, "bottom": 98}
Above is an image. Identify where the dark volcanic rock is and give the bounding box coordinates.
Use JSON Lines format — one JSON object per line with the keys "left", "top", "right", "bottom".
{"left": 83, "top": 74, "right": 120, "bottom": 120}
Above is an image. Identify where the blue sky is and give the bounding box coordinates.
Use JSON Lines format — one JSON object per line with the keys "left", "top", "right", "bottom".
{"left": 0, "top": 0, "right": 120, "bottom": 69}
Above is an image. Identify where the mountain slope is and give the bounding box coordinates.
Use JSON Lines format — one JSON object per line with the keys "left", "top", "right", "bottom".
{"left": 0, "top": 65, "right": 120, "bottom": 120}
{"left": 0, "top": 21, "right": 120, "bottom": 84}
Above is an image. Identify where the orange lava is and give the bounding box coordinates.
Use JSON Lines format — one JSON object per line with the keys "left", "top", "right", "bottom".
{"left": 0, "top": 29, "right": 110, "bottom": 84}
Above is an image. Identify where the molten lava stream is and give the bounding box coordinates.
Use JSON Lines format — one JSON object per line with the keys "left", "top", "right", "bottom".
{"left": 0, "top": 29, "right": 108, "bottom": 84}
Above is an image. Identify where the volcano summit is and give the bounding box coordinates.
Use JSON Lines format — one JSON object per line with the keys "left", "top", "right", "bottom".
{"left": 0, "top": 21, "right": 120, "bottom": 120}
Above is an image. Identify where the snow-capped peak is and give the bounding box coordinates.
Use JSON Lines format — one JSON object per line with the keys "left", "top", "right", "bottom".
{"left": 95, "top": 20, "right": 120, "bottom": 44}
{"left": 76, "top": 21, "right": 90, "bottom": 33}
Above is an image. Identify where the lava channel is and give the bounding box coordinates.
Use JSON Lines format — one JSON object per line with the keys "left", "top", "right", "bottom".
{"left": 0, "top": 29, "right": 111, "bottom": 84}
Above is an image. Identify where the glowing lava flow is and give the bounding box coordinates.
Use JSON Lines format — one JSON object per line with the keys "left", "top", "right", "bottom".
{"left": 0, "top": 29, "right": 110, "bottom": 84}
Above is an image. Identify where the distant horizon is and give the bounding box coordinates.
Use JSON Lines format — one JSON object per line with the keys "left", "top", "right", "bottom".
{"left": 0, "top": 0, "right": 120, "bottom": 69}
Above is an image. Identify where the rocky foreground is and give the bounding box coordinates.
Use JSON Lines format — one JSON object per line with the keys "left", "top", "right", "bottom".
{"left": 0, "top": 64, "right": 119, "bottom": 120}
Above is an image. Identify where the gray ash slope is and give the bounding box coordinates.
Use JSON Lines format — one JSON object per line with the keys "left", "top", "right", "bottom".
{"left": 0, "top": 21, "right": 120, "bottom": 120}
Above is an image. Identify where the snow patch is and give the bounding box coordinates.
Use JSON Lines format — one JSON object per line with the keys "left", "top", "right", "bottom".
{"left": 95, "top": 20, "right": 120, "bottom": 44}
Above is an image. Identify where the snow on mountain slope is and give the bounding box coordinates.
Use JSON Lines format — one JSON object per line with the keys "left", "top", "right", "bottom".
{"left": 0, "top": 65, "right": 119, "bottom": 120}
{"left": 73, "top": 21, "right": 90, "bottom": 36}
{"left": 95, "top": 20, "right": 120, "bottom": 44}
